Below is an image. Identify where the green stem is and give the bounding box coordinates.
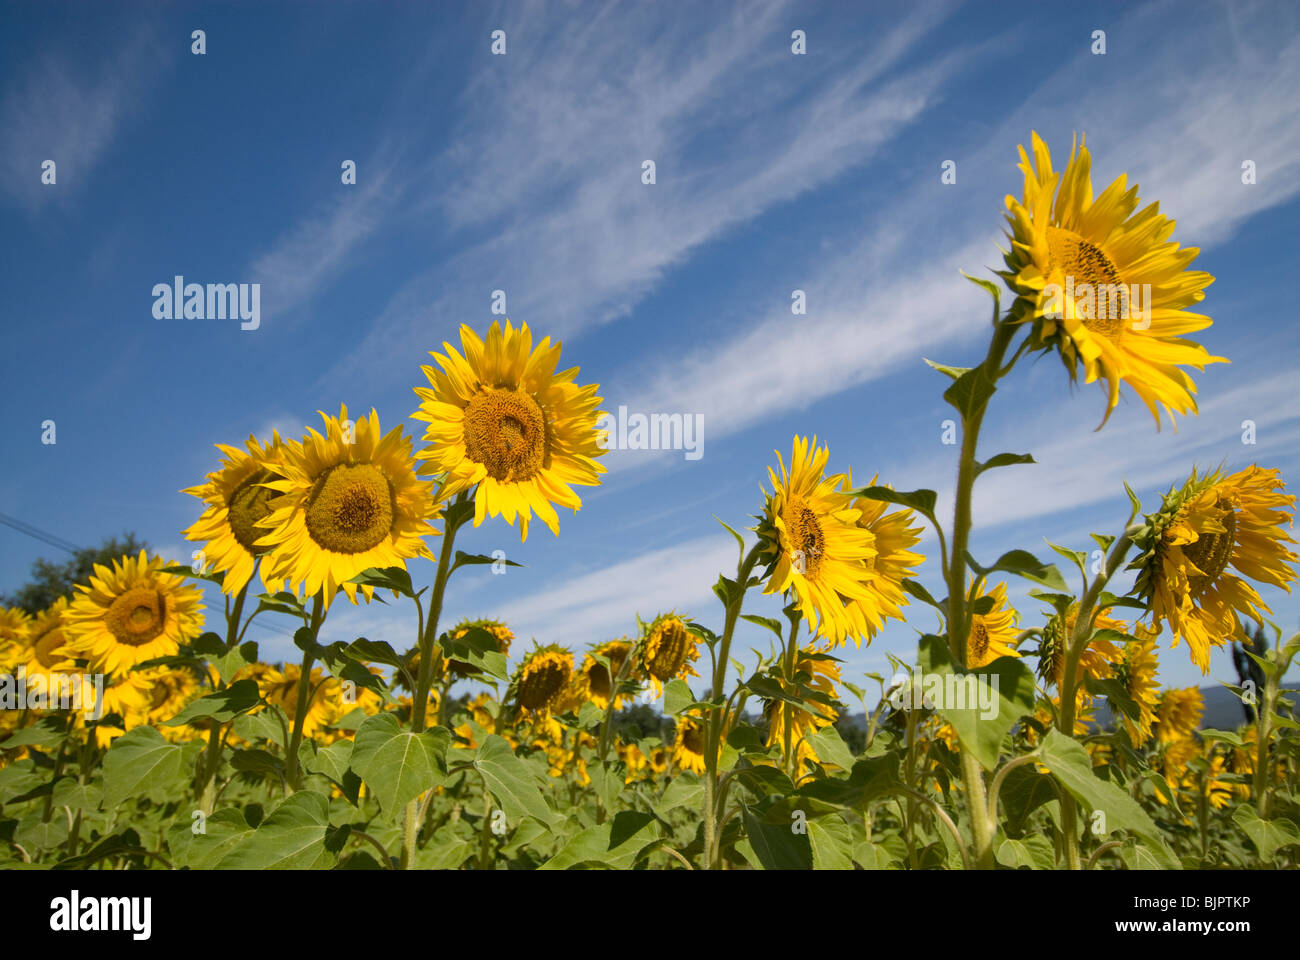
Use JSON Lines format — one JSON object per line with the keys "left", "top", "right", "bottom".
{"left": 703, "top": 541, "right": 764, "bottom": 870}
{"left": 412, "top": 494, "right": 468, "bottom": 734}
{"left": 945, "top": 318, "right": 1019, "bottom": 870}
{"left": 284, "top": 594, "right": 325, "bottom": 791}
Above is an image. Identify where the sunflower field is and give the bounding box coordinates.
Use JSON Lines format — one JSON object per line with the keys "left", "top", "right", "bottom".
{"left": 2, "top": 132, "right": 1298, "bottom": 873}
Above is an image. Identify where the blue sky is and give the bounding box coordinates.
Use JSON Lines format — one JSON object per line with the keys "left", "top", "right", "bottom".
{"left": 2, "top": 0, "right": 1299, "bottom": 704}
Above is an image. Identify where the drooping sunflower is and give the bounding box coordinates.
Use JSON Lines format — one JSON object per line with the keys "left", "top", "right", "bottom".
{"left": 445, "top": 618, "right": 514, "bottom": 677}
{"left": 577, "top": 638, "right": 635, "bottom": 710}
{"left": 1132, "top": 465, "right": 1297, "bottom": 674}
{"left": 672, "top": 713, "right": 711, "bottom": 776}
{"left": 64, "top": 552, "right": 204, "bottom": 675}
{"left": 1157, "top": 735, "right": 1199, "bottom": 806}
{"left": 512, "top": 644, "right": 573, "bottom": 714}
{"left": 411, "top": 319, "right": 606, "bottom": 541}
{"left": 763, "top": 645, "right": 842, "bottom": 769}
{"left": 1112, "top": 634, "right": 1160, "bottom": 746}
{"left": 257, "top": 405, "right": 440, "bottom": 610}
{"left": 965, "top": 581, "right": 1021, "bottom": 668}
{"left": 759, "top": 437, "right": 879, "bottom": 647}
{"left": 640, "top": 614, "right": 699, "bottom": 691}
{"left": 182, "top": 432, "right": 285, "bottom": 595}
{"left": 618, "top": 739, "right": 648, "bottom": 784}
{"left": 1036, "top": 602, "right": 1125, "bottom": 690}
{"left": 1001, "top": 131, "right": 1225, "bottom": 428}
{"left": 841, "top": 474, "right": 925, "bottom": 642}
{"left": 1153, "top": 686, "right": 1203, "bottom": 744}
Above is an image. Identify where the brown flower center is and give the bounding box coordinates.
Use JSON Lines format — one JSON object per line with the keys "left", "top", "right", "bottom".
{"left": 305, "top": 462, "right": 395, "bottom": 554}
{"left": 783, "top": 495, "right": 825, "bottom": 579}
{"left": 227, "top": 469, "right": 278, "bottom": 553}
{"left": 104, "top": 587, "right": 169, "bottom": 647}
{"left": 1046, "top": 225, "right": 1128, "bottom": 338}
{"left": 518, "top": 657, "right": 569, "bottom": 711}
{"left": 463, "top": 388, "right": 548, "bottom": 483}
{"left": 646, "top": 620, "right": 691, "bottom": 682}
{"left": 1183, "top": 499, "right": 1236, "bottom": 598}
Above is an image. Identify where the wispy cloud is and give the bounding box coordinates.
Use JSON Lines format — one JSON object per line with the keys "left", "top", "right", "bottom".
{"left": 0, "top": 26, "right": 166, "bottom": 212}
{"left": 325, "top": 0, "right": 964, "bottom": 386}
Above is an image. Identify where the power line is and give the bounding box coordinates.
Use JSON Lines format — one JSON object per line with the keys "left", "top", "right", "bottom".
{"left": 0, "top": 511, "right": 82, "bottom": 555}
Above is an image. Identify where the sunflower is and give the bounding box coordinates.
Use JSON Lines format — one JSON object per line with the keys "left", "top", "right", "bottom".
{"left": 577, "top": 638, "right": 635, "bottom": 710}
{"left": 1157, "top": 735, "right": 1198, "bottom": 806}
{"left": 63, "top": 553, "right": 204, "bottom": 675}
{"left": 0, "top": 607, "right": 32, "bottom": 672}
{"left": 78, "top": 673, "right": 154, "bottom": 748}
{"left": 640, "top": 615, "right": 699, "bottom": 689}
{"left": 138, "top": 667, "right": 204, "bottom": 736}
{"left": 1154, "top": 687, "right": 1203, "bottom": 743}
{"left": 257, "top": 405, "right": 440, "bottom": 610}
{"left": 1132, "top": 465, "right": 1297, "bottom": 674}
{"left": 1036, "top": 602, "right": 1124, "bottom": 690}
{"left": 512, "top": 644, "right": 573, "bottom": 714}
{"left": 759, "top": 437, "right": 879, "bottom": 647}
{"left": 1112, "top": 634, "right": 1160, "bottom": 746}
{"left": 1201, "top": 748, "right": 1234, "bottom": 811}
{"left": 618, "top": 739, "right": 648, "bottom": 784}
{"left": 17, "top": 599, "right": 78, "bottom": 686}
{"left": 672, "top": 713, "right": 711, "bottom": 776}
{"left": 263, "top": 664, "right": 343, "bottom": 741}
{"left": 841, "top": 473, "right": 925, "bottom": 642}
{"left": 648, "top": 746, "right": 669, "bottom": 777}
{"left": 763, "top": 645, "right": 841, "bottom": 769}
{"left": 446, "top": 618, "right": 514, "bottom": 677}
{"left": 1001, "top": 131, "right": 1225, "bottom": 428}
{"left": 182, "top": 432, "right": 285, "bottom": 595}
{"left": 411, "top": 319, "right": 606, "bottom": 541}
{"left": 965, "top": 581, "right": 1021, "bottom": 668}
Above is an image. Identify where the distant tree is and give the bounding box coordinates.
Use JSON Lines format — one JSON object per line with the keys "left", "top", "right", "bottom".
{"left": 834, "top": 714, "right": 867, "bottom": 755}
{"left": 0, "top": 533, "right": 149, "bottom": 615}
{"left": 613, "top": 703, "right": 671, "bottom": 741}
{"left": 1231, "top": 622, "right": 1269, "bottom": 725}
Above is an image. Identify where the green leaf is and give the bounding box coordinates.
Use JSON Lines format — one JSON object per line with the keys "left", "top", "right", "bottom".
{"left": 960, "top": 269, "right": 1003, "bottom": 308}
{"left": 807, "top": 815, "right": 855, "bottom": 869}
{"left": 348, "top": 713, "right": 449, "bottom": 819}
{"left": 0, "top": 716, "right": 68, "bottom": 749}
{"left": 449, "top": 551, "right": 522, "bottom": 575}
{"left": 901, "top": 578, "right": 943, "bottom": 610}
{"left": 943, "top": 364, "right": 997, "bottom": 421}
{"left": 539, "top": 811, "right": 659, "bottom": 869}
{"left": 209, "top": 641, "right": 259, "bottom": 685}
{"left": 216, "top": 792, "right": 338, "bottom": 869}
{"left": 850, "top": 486, "right": 937, "bottom": 519}
{"left": 916, "top": 635, "right": 1035, "bottom": 771}
{"left": 347, "top": 565, "right": 415, "bottom": 597}
{"left": 663, "top": 679, "right": 695, "bottom": 716}
{"left": 983, "top": 549, "right": 1067, "bottom": 591}
{"left": 741, "top": 805, "right": 812, "bottom": 870}
{"left": 923, "top": 358, "right": 972, "bottom": 381}
{"left": 976, "top": 452, "right": 1035, "bottom": 476}
{"left": 442, "top": 626, "right": 509, "bottom": 681}
{"left": 740, "top": 614, "right": 785, "bottom": 641}
{"left": 340, "top": 637, "right": 406, "bottom": 669}
{"left": 804, "top": 726, "right": 855, "bottom": 770}
{"left": 1039, "top": 729, "right": 1179, "bottom": 868}
{"left": 473, "top": 735, "right": 557, "bottom": 827}
{"left": 163, "top": 678, "right": 262, "bottom": 726}
{"left": 997, "top": 835, "right": 1056, "bottom": 870}
{"left": 101, "top": 726, "right": 194, "bottom": 808}
{"left": 1232, "top": 805, "right": 1300, "bottom": 862}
